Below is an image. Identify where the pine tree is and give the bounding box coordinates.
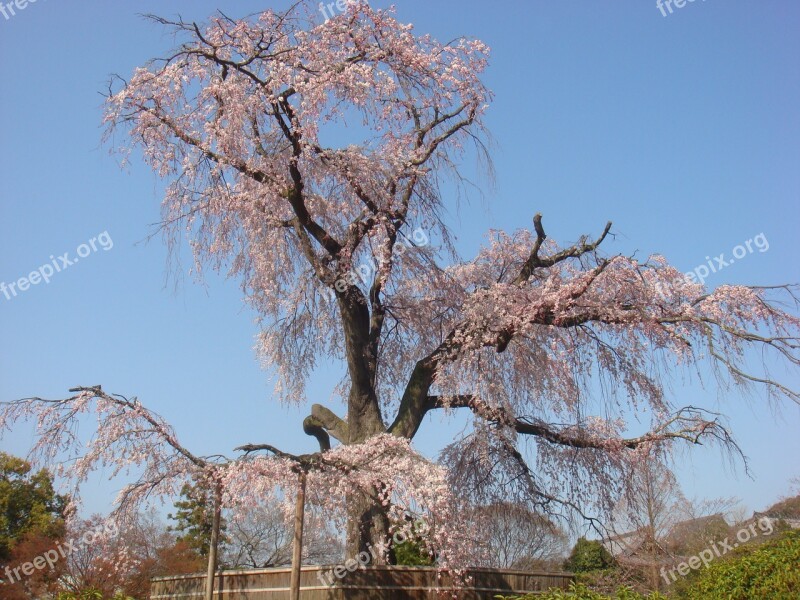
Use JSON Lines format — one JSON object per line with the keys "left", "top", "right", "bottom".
{"left": 168, "top": 482, "right": 225, "bottom": 559}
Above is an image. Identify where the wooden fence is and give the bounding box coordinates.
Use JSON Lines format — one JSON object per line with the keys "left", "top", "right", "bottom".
{"left": 151, "top": 566, "right": 574, "bottom": 599}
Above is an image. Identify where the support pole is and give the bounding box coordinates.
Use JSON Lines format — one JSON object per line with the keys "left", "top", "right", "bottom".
{"left": 290, "top": 470, "right": 307, "bottom": 600}
{"left": 204, "top": 484, "right": 222, "bottom": 600}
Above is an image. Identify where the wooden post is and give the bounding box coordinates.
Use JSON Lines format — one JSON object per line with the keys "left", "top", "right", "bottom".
{"left": 205, "top": 484, "right": 222, "bottom": 600}
{"left": 290, "top": 470, "right": 307, "bottom": 600}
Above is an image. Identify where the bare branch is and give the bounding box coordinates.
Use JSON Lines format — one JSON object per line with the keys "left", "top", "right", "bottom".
{"left": 514, "top": 215, "right": 613, "bottom": 284}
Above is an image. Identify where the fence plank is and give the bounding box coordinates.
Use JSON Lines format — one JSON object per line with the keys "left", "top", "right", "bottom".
{"left": 151, "top": 566, "right": 574, "bottom": 599}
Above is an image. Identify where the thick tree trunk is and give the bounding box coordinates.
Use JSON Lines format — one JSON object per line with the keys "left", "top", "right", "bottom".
{"left": 336, "top": 290, "right": 399, "bottom": 560}
{"left": 345, "top": 488, "right": 396, "bottom": 563}
{"left": 344, "top": 385, "right": 394, "bottom": 560}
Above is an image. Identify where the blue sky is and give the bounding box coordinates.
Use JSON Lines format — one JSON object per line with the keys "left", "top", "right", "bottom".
{"left": 1, "top": 0, "right": 798, "bottom": 521}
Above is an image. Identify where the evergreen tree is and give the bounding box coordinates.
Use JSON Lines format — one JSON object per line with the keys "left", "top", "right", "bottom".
{"left": 563, "top": 537, "right": 615, "bottom": 573}
{"left": 168, "top": 481, "right": 225, "bottom": 559}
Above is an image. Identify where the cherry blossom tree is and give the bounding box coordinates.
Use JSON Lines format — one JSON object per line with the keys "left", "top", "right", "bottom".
{"left": 3, "top": 0, "right": 800, "bottom": 573}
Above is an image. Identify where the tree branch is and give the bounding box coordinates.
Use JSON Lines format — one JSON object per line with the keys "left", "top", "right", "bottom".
{"left": 302, "top": 404, "right": 351, "bottom": 450}
{"left": 310, "top": 404, "right": 350, "bottom": 443}
{"left": 514, "top": 214, "right": 612, "bottom": 284}
{"left": 425, "top": 395, "right": 745, "bottom": 456}
{"left": 302, "top": 417, "right": 331, "bottom": 452}
{"left": 392, "top": 215, "right": 616, "bottom": 439}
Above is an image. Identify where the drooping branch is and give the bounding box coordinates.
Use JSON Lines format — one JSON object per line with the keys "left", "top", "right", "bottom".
{"left": 441, "top": 429, "right": 608, "bottom": 538}
{"left": 496, "top": 434, "right": 609, "bottom": 537}
{"left": 699, "top": 315, "right": 800, "bottom": 404}
{"left": 424, "top": 396, "right": 744, "bottom": 458}
{"left": 234, "top": 443, "right": 323, "bottom": 472}
{"left": 0, "top": 386, "right": 218, "bottom": 516}
{"left": 392, "top": 218, "right": 799, "bottom": 442}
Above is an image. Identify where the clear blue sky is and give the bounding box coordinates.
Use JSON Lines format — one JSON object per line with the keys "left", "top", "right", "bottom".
{"left": 1, "top": 0, "right": 798, "bottom": 520}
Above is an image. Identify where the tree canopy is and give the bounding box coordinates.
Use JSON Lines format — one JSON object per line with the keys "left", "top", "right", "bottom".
{"left": 0, "top": 452, "right": 67, "bottom": 561}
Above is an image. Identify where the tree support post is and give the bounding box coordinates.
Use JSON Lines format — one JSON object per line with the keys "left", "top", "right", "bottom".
{"left": 205, "top": 483, "right": 223, "bottom": 600}
{"left": 290, "top": 470, "right": 308, "bottom": 600}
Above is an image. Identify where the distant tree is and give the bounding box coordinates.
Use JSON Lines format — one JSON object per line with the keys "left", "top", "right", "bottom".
{"left": 117, "top": 510, "right": 205, "bottom": 598}
{"left": 167, "top": 483, "right": 346, "bottom": 571}
{"left": 473, "top": 502, "right": 568, "bottom": 570}
{"left": 763, "top": 493, "right": 800, "bottom": 521}
{"left": 670, "top": 496, "right": 739, "bottom": 555}
{"left": 0, "top": 453, "right": 67, "bottom": 599}
{"left": 564, "top": 538, "right": 615, "bottom": 573}
{"left": 223, "top": 501, "right": 342, "bottom": 568}
{"left": 610, "top": 455, "right": 737, "bottom": 590}
{"left": 168, "top": 482, "right": 226, "bottom": 559}
{"left": 0, "top": 452, "right": 67, "bottom": 560}
{"left": 612, "top": 457, "right": 687, "bottom": 546}
{"left": 3, "top": 532, "right": 66, "bottom": 600}
{"left": 59, "top": 510, "right": 205, "bottom": 600}
{"left": 56, "top": 515, "right": 128, "bottom": 599}
{"left": 680, "top": 496, "right": 741, "bottom": 524}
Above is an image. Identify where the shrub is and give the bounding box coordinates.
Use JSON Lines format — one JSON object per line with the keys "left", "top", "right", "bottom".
{"left": 677, "top": 530, "right": 800, "bottom": 599}
{"left": 563, "top": 538, "right": 616, "bottom": 573}
{"left": 394, "top": 538, "right": 435, "bottom": 566}
{"left": 496, "top": 581, "right": 667, "bottom": 599}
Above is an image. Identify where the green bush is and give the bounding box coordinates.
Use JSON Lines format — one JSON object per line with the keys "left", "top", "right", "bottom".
{"left": 677, "top": 530, "right": 800, "bottom": 599}
{"left": 563, "top": 538, "right": 616, "bottom": 573}
{"left": 496, "top": 581, "right": 667, "bottom": 599}
{"left": 500, "top": 531, "right": 800, "bottom": 599}
{"left": 394, "top": 538, "right": 435, "bottom": 566}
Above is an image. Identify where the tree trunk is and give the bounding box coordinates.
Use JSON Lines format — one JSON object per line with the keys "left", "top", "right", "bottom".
{"left": 335, "top": 292, "right": 397, "bottom": 559}
{"left": 343, "top": 402, "right": 395, "bottom": 561}
{"left": 345, "top": 488, "right": 396, "bottom": 564}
